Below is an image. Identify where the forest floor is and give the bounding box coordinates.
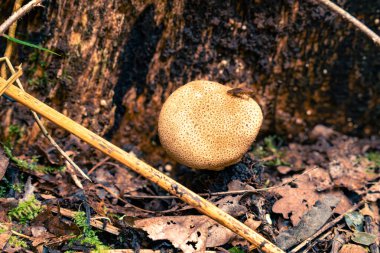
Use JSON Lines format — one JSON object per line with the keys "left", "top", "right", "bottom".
{"left": 0, "top": 124, "right": 379, "bottom": 253}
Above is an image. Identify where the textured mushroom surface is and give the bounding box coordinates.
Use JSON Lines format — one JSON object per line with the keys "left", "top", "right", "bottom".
{"left": 158, "top": 80, "right": 263, "bottom": 170}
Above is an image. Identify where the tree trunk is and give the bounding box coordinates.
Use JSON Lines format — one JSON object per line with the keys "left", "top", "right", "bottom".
{"left": 1, "top": 0, "right": 379, "bottom": 166}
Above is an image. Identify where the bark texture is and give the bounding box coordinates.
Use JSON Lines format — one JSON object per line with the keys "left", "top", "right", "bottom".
{"left": 0, "top": 0, "right": 379, "bottom": 165}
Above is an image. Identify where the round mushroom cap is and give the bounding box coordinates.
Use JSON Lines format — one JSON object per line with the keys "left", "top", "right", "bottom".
{"left": 158, "top": 80, "right": 263, "bottom": 170}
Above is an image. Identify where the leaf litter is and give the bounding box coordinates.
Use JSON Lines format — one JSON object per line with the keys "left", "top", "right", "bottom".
{"left": 0, "top": 125, "right": 379, "bottom": 252}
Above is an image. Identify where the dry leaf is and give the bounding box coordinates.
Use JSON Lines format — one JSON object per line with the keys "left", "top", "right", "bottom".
{"left": 339, "top": 244, "right": 367, "bottom": 253}
{"left": 135, "top": 215, "right": 235, "bottom": 253}
{"left": 329, "top": 191, "right": 352, "bottom": 214}
{"left": 214, "top": 195, "right": 247, "bottom": 217}
{"left": 227, "top": 180, "right": 255, "bottom": 191}
{"left": 360, "top": 204, "right": 375, "bottom": 218}
{"left": 244, "top": 213, "right": 261, "bottom": 230}
{"left": 271, "top": 167, "right": 351, "bottom": 226}
{"left": 270, "top": 170, "right": 321, "bottom": 226}
{"left": 0, "top": 231, "right": 11, "bottom": 250}
{"left": 365, "top": 181, "right": 380, "bottom": 202}
{"left": 329, "top": 157, "right": 379, "bottom": 193}
{"left": 275, "top": 195, "right": 340, "bottom": 250}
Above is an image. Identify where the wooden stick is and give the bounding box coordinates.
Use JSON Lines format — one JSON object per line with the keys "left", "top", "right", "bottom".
{"left": 0, "top": 67, "right": 22, "bottom": 96}
{"left": 315, "top": 0, "right": 380, "bottom": 46}
{"left": 0, "top": 0, "right": 42, "bottom": 35}
{"left": 2, "top": 83, "right": 284, "bottom": 253}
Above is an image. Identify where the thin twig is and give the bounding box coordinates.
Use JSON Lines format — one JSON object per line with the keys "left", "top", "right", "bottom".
{"left": 301, "top": 224, "right": 344, "bottom": 253}
{"left": 0, "top": 0, "right": 43, "bottom": 35}
{"left": 65, "top": 160, "right": 83, "bottom": 189}
{"left": 0, "top": 58, "right": 90, "bottom": 181}
{"left": 315, "top": 0, "right": 380, "bottom": 46}
{"left": 88, "top": 157, "right": 110, "bottom": 175}
{"left": 290, "top": 200, "right": 365, "bottom": 252}
{"left": 49, "top": 206, "right": 120, "bottom": 235}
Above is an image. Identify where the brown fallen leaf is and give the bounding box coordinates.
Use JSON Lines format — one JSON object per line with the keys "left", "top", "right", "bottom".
{"left": 0, "top": 231, "right": 11, "bottom": 250}
{"left": 134, "top": 194, "right": 248, "bottom": 252}
{"left": 329, "top": 156, "right": 379, "bottom": 193}
{"left": 275, "top": 195, "right": 340, "bottom": 250}
{"left": 270, "top": 168, "right": 323, "bottom": 226}
{"left": 0, "top": 146, "right": 9, "bottom": 181}
{"left": 339, "top": 243, "right": 367, "bottom": 253}
{"left": 230, "top": 213, "right": 262, "bottom": 248}
{"left": 244, "top": 213, "right": 262, "bottom": 230}
{"left": 271, "top": 167, "right": 351, "bottom": 226}
{"left": 365, "top": 181, "right": 380, "bottom": 202}
{"left": 135, "top": 215, "right": 235, "bottom": 253}
{"left": 214, "top": 195, "right": 247, "bottom": 217}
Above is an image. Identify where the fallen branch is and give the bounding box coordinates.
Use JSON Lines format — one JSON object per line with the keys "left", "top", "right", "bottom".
{"left": 0, "top": 0, "right": 42, "bottom": 35}
{"left": 315, "top": 0, "right": 380, "bottom": 46}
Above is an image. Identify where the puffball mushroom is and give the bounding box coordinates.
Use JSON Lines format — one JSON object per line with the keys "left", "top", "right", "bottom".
{"left": 158, "top": 80, "right": 263, "bottom": 171}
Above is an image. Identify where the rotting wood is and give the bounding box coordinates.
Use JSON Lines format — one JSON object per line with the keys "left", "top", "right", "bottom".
{"left": 2, "top": 73, "right": 284, "bottom": 253}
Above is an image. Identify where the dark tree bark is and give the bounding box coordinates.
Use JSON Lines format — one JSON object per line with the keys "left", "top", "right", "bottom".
{"left": 0, "top": 0, "right": 379, "bottom": 166}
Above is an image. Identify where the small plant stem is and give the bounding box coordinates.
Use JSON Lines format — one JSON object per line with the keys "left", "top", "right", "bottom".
{"left": 1, "top": 0, "right": 25, "bottom": 78}
{"left": 315, "top": 0, "right": 380, "bottom": 46}
{"left": 0, "top": 0, "right": 42, "bottom": 35}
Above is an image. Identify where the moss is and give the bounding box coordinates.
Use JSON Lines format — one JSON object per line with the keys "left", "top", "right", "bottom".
{"left": 11, "top": 183, "right": 24, "bottom": 193}
{"left": 251, "top": 135, "right": 289, "bottom": 166}
{"left": 8, "top": 235, "right": 28, "bottom": 248}
{"left": 366, "top": 152, "right": 380, "bottom": 167}
{"left": 8, "top": 196, "right": 43, "bottom": 224}
{"left": 3, "top": 144, "right": 64, "bottom": 174}
{"left": 0, "top": 224, "right": 7, "bottom": 234}
{"left": 72, "top": 211, "right": 108, "bottom": 252}
{"left": 0, "top": 185, "right": 7, "bottom": 197}
{"left": 8, "top": 125, "right": 22, "bottom": 140}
